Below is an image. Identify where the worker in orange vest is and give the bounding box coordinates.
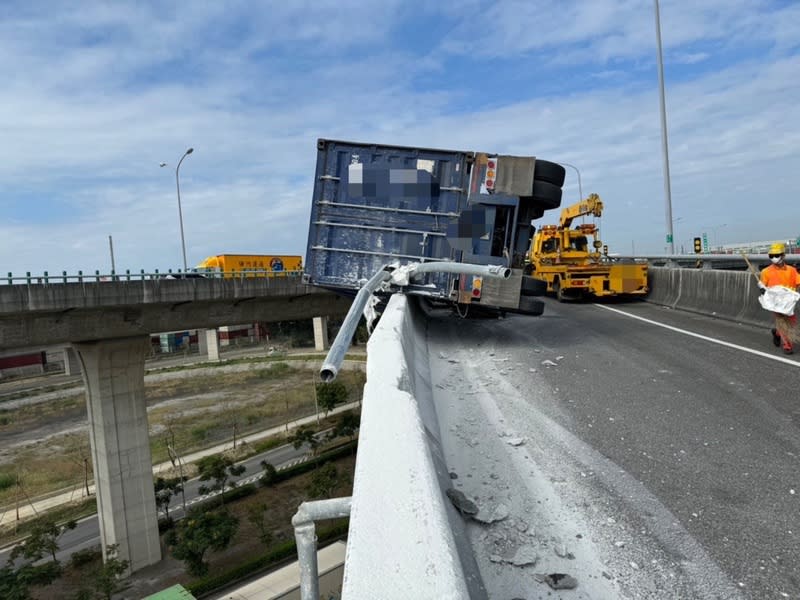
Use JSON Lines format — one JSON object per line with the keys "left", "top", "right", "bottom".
{"left": 759, "top": 243, "right": 800, "bottom": 354}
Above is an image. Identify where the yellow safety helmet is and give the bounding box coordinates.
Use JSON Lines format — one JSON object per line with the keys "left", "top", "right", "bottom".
{"left": 768, "top": 243, "right": 785, "bottom": 255}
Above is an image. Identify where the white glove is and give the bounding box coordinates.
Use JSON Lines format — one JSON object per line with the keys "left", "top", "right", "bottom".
{"left": 757, "top": 281, "right": 767, "bottom": 290}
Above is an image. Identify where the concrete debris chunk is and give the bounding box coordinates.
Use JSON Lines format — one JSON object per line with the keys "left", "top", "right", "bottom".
{"left": 543, "top": 573, "right": 578, "bottom": 590}
{"left": 472, "top": 503, "right": 510, "bottom": 524}
{"left": 507, "top": 546, "right": 539, "bottom": 566}
{"left": 446, "top": 488, "right": 478, "bottom": 515}
{"left": 541, "top": 359, "right": 558, "bottom": 367}
{"left": 554, "top": 543, "right": 575, "bottom": 559}
{"left": 506, "top": 437, "right": 525, "bottom": 447}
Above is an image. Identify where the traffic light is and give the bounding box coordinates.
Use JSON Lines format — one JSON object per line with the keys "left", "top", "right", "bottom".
{"left": 693, "top": 237, "right": 702, "bottom": 254}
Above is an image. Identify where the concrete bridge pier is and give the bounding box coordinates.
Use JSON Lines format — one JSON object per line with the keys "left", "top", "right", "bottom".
{"left": 73, "top": 336, "right": 161, "bottom": 574}
{"left": 205, "top": 328, "right": 220, "bottom": 361}
{"left": 197, "top": 328, "right": 221, "bottom": 362}
{"left": 62, "top": 346, "right": 81, "bottom": 375}
{"left": 313, "top": 316, "right": 329, "bottom": 351}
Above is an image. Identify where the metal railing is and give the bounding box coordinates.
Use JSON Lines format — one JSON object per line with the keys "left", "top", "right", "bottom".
{"left": 604, "top": 254, "right": 800, "bottom": 270}
{"left": 1, "top": 269, "right": 305, "bottom": 285}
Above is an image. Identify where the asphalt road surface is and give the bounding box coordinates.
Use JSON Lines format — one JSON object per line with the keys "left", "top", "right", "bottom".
{"left": 427, "top": 298, "right": 798, "bottom": 599}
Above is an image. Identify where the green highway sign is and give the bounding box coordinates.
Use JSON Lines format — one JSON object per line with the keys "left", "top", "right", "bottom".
{"left": 666, "top": 234, "right": 673, "bottom": 243}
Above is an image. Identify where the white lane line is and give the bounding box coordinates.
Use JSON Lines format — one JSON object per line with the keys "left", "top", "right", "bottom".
{"left": 594, "top": 303, "right": 800, "bottom": 367}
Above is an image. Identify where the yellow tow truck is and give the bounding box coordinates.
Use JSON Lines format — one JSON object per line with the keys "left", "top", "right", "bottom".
{"left": 525, "top": 194, "right": 648, "bottom": 301}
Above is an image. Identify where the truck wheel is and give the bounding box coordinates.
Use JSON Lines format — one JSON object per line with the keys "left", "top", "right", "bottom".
{"left": 553, "top": 278, "right": 567, "bottom": 302}
{"left": 524, "top": 180, "right": 562, "bottom": 209}
{"left": 519, "top": 297, "right": 545, "bottom": 316}
{"left": 534, "top": 160, "right": 566, "bottom": 187}
{"left": 521, "top": 276, "right": 547, "bottom": 296}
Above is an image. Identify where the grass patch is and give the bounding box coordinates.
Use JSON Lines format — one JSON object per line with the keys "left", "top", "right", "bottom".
{"left": 144, "top": 351, "right": 365, "bottom": 376}
{"left": 0, "top": 472, "right": 16, "bottom": 492}
{"left": 0, "top": 382, "right": 83, "bottom": 405}
{"left": 0, "top": 359, "right": 366, "bottom": 523}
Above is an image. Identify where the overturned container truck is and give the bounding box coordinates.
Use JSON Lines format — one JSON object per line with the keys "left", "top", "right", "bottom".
{"left": 304, "top": 138, "right": 567, "bottom": 317}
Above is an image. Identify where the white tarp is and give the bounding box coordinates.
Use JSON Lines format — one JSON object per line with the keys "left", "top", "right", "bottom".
{"left": 758, "top": 285, "right": 800, "bottom": 316}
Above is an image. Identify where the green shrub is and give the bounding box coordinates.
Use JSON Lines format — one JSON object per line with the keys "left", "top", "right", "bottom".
{"left": 191, "top": 483, "right": 257, "bottom": 512}
{"left": 186, "top": 519, "right": 349, "bottom": 597}
{"left": 69, "top": 546, "right": 101, "bottom": 568}
{"left": 260, "top": 441, "right": 357, "bottom": 487}
{"left": 190, "top": 426, "right": 210, "bottom": 443}
{"left": 158, "top": 517, "right": 176, "bottom": 534}
{"left": 252, "top": 436, "right": 286, "bottom": 454}
{"left": 0, "top": 472, "right": 15, "bottom": 492}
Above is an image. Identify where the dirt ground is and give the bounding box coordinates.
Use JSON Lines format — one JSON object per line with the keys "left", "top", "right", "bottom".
{"left": 29, "top": 454, "right": 356, "bottom": 600}
{"left": 0, "top": 358, "right": 365, "bottom": 506}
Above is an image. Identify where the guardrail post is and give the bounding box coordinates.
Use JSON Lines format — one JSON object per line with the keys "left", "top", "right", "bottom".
{"left": 26, "top": 272, "right": 31, "bottom": 284}
{"left": 140, "top": 269, "right": 144, "bottom": 281}
{"left": 111, "top": 269, "right": 116, "bottom": 282}
{"left": 44, "top": 271, "right": 49, "bottom": 284}
{"left": 6, "top": 272, "right": 11, "bottom": 285}
{"left": 126, "top": 269, "right": 131, "bottom": 281}
{"left": 62, "top": 271, "right": 67, "bottom": 283}
{"left": 95, "top": 270, "right": 100, "bottom": 282}
{"left": 78, "top": 270, "right": 83, "bottom": 283}
{"left": 154, "top": 269, "right": 159, "bottom": 280}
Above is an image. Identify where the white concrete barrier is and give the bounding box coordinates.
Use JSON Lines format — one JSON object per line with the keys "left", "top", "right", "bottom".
{"left": 647, "top": 267, "right": 773, "bottom": 327}
{"left": 341, "top": 294, "right": 485, "bottom": 600}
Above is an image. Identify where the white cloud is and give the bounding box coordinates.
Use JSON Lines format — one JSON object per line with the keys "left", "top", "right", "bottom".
{"left": 0, "top": 0, "right": 798, "bottom": 276}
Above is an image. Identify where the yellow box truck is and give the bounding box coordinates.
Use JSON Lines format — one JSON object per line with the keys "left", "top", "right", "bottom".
{"left": 196, "top": 255, "right": 303, "bottom": 278}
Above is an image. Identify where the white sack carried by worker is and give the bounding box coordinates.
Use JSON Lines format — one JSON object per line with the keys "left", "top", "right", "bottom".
{"left": 758, "top": 285, "right": 800, "bottom": 316}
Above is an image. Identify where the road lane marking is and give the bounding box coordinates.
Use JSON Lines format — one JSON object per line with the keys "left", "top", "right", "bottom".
{"left": 594, "top": 304, "right": 800, "bottom": 367}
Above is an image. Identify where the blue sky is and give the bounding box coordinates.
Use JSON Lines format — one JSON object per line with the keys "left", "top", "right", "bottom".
{"left": 1, "top": 0, "right": 798, "bottom": 275}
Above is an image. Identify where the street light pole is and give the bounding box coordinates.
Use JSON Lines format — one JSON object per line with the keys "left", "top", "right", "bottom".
{"left": 654, "top": 0, "right": 675, "bottom": 254}
{"left": 162, "top": 149, "right": 194, "bottom": 272}
{"left": 175, "top": 148, "right": 194, "bottom": 272}
{"left": 558, "top": 162, "right": 583, "bottom": 203}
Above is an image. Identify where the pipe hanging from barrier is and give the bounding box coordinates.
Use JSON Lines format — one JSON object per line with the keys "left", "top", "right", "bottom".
{"left": 319, "top": 262, "right": 511, "bottom": 382}
{"left": 292, "top": 496, "right": 353, "bottom": 600}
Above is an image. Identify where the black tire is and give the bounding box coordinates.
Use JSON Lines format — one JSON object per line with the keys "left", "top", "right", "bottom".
{"left": 521, "top": 276, "right": 547, "bottom": 296}
{"left": 534, "top": 159, "right": 566, "bottom": 187}
{"left": 521, "top": 180, "right": 562, "bottom": 210}
{"left": 518, "top": 296, "right": 545, "bottom": 316}
{"left": 554, "top": 278, "right": 567, "bottom": 302}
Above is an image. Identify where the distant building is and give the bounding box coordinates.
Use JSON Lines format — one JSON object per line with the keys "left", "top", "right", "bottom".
{"left": 717, "top": 239, "right": 799, "bottom": 255}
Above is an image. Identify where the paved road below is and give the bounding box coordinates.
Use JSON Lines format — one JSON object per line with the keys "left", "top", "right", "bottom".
{"left": 0, "top": 430, "right": 333, "bottom": 566}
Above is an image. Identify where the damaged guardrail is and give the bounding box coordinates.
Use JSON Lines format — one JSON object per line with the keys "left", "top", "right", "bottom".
{"left": 341, "top": 293, "right": 485, "bottom": 598}
{"left": 292, "top": 497, "right": 353, "bottom": 600}
{"left": 319, "top": 262, "right": 510, "bottom": 382}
